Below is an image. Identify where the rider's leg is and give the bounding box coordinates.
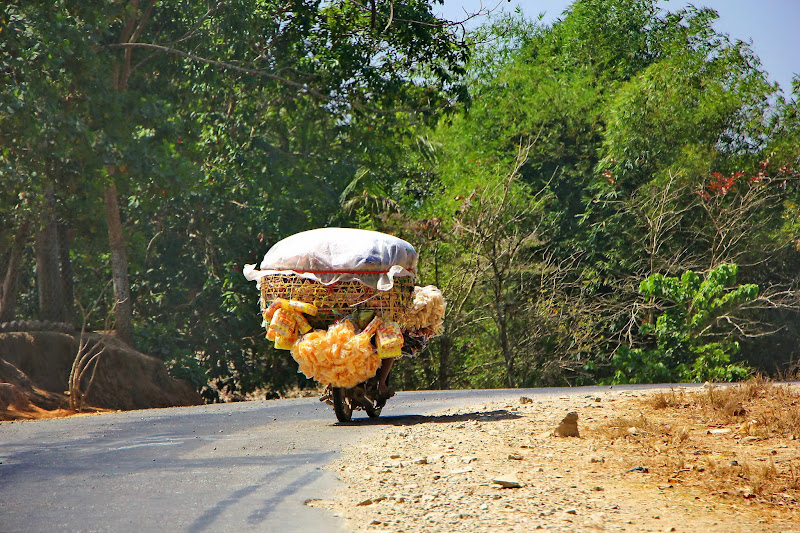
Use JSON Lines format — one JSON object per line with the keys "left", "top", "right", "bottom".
{"left": 377, "top": 357, "right": 395, "bottom": 398}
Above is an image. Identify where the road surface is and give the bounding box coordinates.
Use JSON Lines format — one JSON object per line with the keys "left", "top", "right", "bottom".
{"left": 0, "top": 386, "right": 670, "bottom": 532}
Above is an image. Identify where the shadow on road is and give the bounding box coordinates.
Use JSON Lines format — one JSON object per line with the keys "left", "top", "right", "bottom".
{"left": 333, "top": 409, "right": 521, "bottom": 427}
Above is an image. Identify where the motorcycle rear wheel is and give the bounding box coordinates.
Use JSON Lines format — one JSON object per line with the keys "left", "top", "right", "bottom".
{"left": 332, "top": 387, "right": 353, "bottom": 422}
{"left": 365, "top": 371, "right": 389, "bottom": 418}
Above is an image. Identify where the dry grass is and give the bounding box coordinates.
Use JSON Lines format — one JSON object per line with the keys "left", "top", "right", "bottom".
{"left": 596, "top": 379, "right": 800, "bottom": 504}
{"left": 648, "top": 378, "right": 800, "bottom": 434}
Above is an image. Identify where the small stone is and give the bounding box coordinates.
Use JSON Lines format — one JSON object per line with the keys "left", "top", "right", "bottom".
{"left": 627, "top": 466, "right": 649, "bottom": 473}
{"left": 520, "top": 396, "right": 533, "bottom": 404}
{"left": 627, "top": 426, "right": 639, "bottom": 436}
{"left": 554, "top": 412, "right": 580, "bottom": 437}
{"left": 708, "top": 428, "right": 731, "bottom": 435}
{"left": 589, "top": 457, "right": 604, "bottom": 464}
{"left": 492, "top": 475, "right": 522, "bottom": 488}
{"left": 592, "top": 486, "right": 604, "bottom": 491}
{"left": 412, "top": 457, "right": 428, "bottom": 465}
{"left": 461, "top": 456, "right": 478, "bottom": 464}
{"left": 508, "top": 453, "right": 524, "bottom": 460}
{"left": 741, "top": 436, "right": 760, "bottom": 443}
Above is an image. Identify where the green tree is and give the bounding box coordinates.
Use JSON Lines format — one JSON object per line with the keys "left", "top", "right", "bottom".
{"left": 401, "top": 0, "right": 789, "bottom": 386}
{"left": 609, "top": 264, "right": 757, "bottom": 383}
{"left": 1, "top": 0, "right": 472, "bottom": 397}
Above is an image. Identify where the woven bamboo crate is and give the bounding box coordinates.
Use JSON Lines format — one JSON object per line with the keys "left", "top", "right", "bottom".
{"left": 259, "top": 274, "right": 414, "bottom": 328}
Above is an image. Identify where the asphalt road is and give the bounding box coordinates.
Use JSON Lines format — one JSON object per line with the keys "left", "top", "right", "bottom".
{"left": 0, "top": 385, "right": 675, "bottom": 532}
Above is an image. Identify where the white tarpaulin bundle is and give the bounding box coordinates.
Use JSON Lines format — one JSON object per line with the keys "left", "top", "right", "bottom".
{"left": 243, "top": 227, "right": 417, "bottom": 291}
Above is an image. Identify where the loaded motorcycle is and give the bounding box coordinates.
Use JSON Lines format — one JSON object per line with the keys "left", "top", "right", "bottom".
{"left": 244, "top": 228, "right": 443, "bottom": 422}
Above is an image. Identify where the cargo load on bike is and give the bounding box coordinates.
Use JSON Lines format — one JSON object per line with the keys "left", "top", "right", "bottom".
{"left": 243, "top": 227, "right": 444, "bottom": 421}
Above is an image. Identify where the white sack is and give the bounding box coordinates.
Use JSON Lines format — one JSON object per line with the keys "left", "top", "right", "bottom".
{"left": 243, "top": 227, "right": 417, "bottom": 291}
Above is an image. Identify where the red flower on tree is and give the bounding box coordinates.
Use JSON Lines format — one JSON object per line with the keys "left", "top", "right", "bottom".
{"left": 698, "top": 172, "right": 745, "bottom": 200}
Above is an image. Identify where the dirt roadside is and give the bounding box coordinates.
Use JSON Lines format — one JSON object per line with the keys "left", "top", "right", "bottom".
{"left": 311, "top": 384, "right": 800, "bottom": 532}
{"left": 0, "top": 331, "right": 202, "bottom": 421}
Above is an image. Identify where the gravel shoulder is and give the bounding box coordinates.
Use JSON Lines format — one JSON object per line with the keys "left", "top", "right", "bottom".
{"left": 311, "top": 385, "right": 800, "bottom": 532}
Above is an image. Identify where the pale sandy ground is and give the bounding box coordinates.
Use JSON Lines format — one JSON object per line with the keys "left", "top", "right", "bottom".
{"left": 310, "top": 386, "right": 800, "bottom": 532}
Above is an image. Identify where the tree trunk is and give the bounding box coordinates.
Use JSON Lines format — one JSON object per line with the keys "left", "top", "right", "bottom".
{"left": 36, "top": 221, "right": 65, "bottom": 322}
{"left": 35, "top": 186, "right": 66, "bottom": 323}
{"left": 500, "top": 317, "right": 514, "bottom": 388}
{"left": 98, "top": 1, "right": 156, "bottom": 347}
{"left": 492, "top": 267, "right": 514, "bottom": 388}
{"left": 58, "top": 221, "right": 75, "bottom": 326}
{"left": 438, "top": 333, "right": 451, "bottom": 390}
{"left": 431, "top": 242, "right": 451, "bottom": 390}
{"left": 0, "top": 219, "right": 31, "bottom": 322}
{"left": 104, "top": 182, "right": 134, "bottom": 347}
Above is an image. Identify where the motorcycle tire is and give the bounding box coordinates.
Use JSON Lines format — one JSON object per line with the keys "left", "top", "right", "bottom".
{"left": 332, "top": 387, "right": 353, "bottom": 422}
{"left": 365, "top": 400, "right": 384, "bottom": 418}
{"left": 365, "top": 371, "right": 389, "bottom": 418}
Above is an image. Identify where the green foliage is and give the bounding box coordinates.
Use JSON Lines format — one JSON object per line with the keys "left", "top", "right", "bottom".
{"left": 351, "top": 0, "right": 798, "bottom": 390}
{"left": 3, "top": 0, "right": 799, "bottom": 398}
{"left": 1, "top": 0, "right": 473, "bottom": 399}
{"left": 609, "top": 264, "right": 756, "bottom": 384}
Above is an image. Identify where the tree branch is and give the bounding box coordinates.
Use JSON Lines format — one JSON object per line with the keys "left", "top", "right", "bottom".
{"left": 103, "top": 42, "right": 449, "bottom": 117}
{"left": 105, "top": 42, "right": 330, "bottom": 99}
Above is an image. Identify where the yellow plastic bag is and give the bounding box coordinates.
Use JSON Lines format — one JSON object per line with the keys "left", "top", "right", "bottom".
{"left": 269, "top": 308, "right": 295, "bottom": 338}
{"left": 377, "top": 321, "right": 403, "bottom": 350}
{"left": 274, "top": 331, "right": 297, "bottom": 350}
{"left": 377, "top": 345, "right": 402, "bottom": 359}
{"left": 277, "top": 298, "right": 318, "bottom": 317}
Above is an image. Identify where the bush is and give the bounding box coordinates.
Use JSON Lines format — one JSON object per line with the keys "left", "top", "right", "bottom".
{"left": 608, "top": 264, "right": 756, "bottom": 384}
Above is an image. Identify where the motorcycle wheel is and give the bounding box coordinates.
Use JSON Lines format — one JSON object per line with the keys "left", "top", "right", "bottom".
{"left": 332, "top": 387, "right": 353, "bottom": 422}
{"left": 365, "top": 400, "right": 383, "bottom": 418}
{"left": 365, "top": 371, "right": 389, "bottom": 418}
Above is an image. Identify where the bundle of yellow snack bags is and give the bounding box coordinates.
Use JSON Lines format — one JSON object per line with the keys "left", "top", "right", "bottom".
{"left": 263, "top": 298, "right": 317, "bottom": 349}
{"left": 290, "top": 319, "right": 381, "bottom": 388}
{"left": 264, "top": 296, "right": 406, "bottom": 387}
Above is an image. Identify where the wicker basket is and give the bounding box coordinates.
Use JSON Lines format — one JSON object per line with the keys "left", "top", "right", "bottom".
{"left": 259, "top": 274, "right": 414, "bottom": 329}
